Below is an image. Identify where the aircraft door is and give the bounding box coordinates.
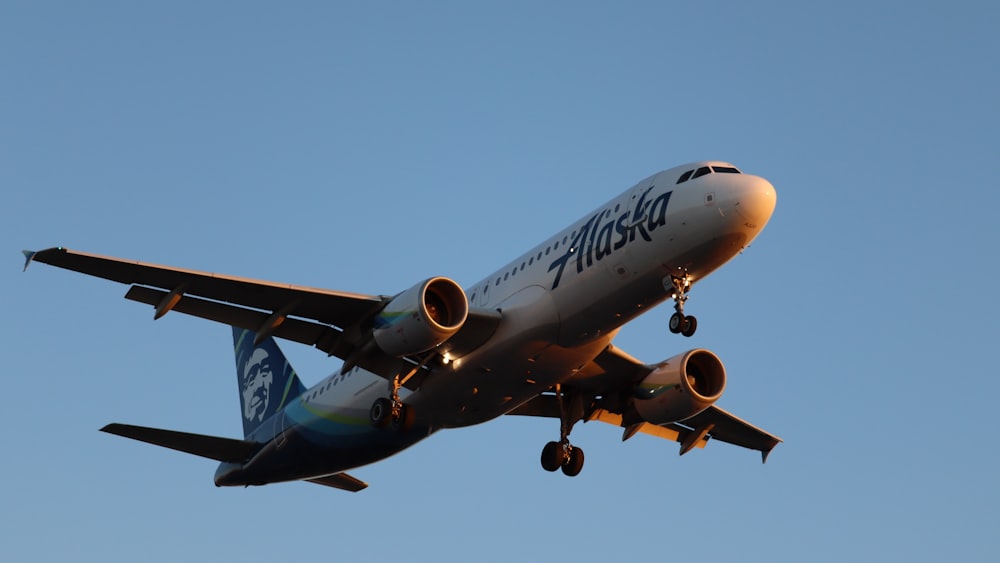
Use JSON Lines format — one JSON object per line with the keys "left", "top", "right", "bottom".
{"left": 273, "top": 412, "right": 288, "bottom": 449}
{"left": 474, "top": 281, "right": 490, "bottom": 307}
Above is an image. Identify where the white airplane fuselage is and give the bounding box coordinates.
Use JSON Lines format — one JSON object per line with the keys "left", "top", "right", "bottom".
{"left": 225, "top": 161, "right": 777, "bottom": 485}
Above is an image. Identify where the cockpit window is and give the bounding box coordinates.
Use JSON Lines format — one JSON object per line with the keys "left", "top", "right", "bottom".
{"left": 711, "top": 166, "right": 741, "bottom": 174}
{"left": 678, "top": 165, "right": 743, "bottom": 184}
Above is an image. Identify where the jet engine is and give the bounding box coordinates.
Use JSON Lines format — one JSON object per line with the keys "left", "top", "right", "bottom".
{"left": 372, "top": 277, "right": 469, "bottom": 357}
{"left": 632, "top": 349, "right": 726, "bottom": 424}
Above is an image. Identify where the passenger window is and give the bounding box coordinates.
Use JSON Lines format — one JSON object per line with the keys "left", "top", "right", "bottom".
{"left": 692, "top": 167, "right": 711, "bottom": 179}
{"left": 676, "top": 170, "right": 694, "bottom": 184}
{"left": 504, "top": 272, "right": 509, "bottom": 281}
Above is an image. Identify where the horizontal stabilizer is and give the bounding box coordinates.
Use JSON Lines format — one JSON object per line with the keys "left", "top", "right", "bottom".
{"left": 101, "top": 423, "right": 260, "bottom": 463}
{"left": 305, "top": 473, "right": 369, "bottom": 492}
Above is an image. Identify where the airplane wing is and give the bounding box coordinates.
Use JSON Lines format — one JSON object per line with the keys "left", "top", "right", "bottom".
{"left": 23, "top": 247, "right": 499, "bottom": 386}
{"left": 508, "top": 345, "right": 782, "bottom": 462}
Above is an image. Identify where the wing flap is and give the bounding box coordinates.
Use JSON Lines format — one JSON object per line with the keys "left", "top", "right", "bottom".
{"left": 101, "top": 423, "right": 260, "bottom": 463}
{"left": 124, "top": 286, "right": 346, "bottom": 354}
{"left": 125, "top": 287, "right": 436, "bottom": 390}
{"left": 507, "top": 397, "right": 707, "bottom": 448}
{"left": 586, "top": 408, "right": 707, "bottom": 449}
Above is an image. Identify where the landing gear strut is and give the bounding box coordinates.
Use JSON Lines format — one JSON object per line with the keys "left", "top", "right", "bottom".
{"left": 667, "top": 273, "right": 697, "bottom": 337}
{"left": 369, "top": 352, "right": 440, "bottom": 433}
{"left": 369, "top": 373, "right": 415, "bottom": 433}
{"left": 539, "top": 384, "right": 585, "bottom": 477}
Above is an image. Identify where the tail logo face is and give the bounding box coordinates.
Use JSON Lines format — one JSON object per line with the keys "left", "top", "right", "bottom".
{"left": 233, "top": 327, "right": 307, "bottom": 437}
{"left": 241, "top": 347, "right": 274, "bottom": 424}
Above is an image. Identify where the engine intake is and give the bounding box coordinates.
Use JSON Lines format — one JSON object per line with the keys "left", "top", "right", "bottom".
{"left": 373, "top": 277, "right": 469, "bottom": 357}
{"left": 633, "top": 349, "right": 726, "bottom": 424}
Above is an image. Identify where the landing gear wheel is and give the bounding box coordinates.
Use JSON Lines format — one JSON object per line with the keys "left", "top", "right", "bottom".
{"left": 369, "top": 398, "right": 392, "bottom": 429}
{"left": 391, "top": 403, "right": 416, "bottom": 433}
{"left": 541, "top": 441, "right": 564, "bottom": 472}
{"left": 669, "top": 312, "right": 685, "bottom": 334}
{"left": 667, "top": 272, "right": 697, "bottom": 337}
{"left": 561, "top": 447, "right": 585, "bottom": 477}
{"left": 681, "top": 315, "right": 697, "bottom": 337}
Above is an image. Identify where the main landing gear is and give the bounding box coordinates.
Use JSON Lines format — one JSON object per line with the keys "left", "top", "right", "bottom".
{"left": 369, "top": 352, "right": 439, "bottom": 433}
{"left": 369, "top": 373, "right": 415, "bottom": 433}
{"left": 540, "top": 385, "right": 585, "bottom": 477}
{"left": 667, "top": 273, "right": 697, "bottom": 337}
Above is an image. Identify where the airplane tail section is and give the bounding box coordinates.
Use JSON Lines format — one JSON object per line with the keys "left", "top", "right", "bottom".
{"left": 232, "top": 327, "right": 307, "bottom": 437}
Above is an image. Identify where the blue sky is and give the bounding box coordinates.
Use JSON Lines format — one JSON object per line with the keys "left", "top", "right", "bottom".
{"left": 3, "top": 2, "right": 998, "bottom": 561}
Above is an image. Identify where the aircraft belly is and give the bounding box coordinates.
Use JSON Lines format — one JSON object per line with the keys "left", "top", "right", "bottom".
{"left": 408, "top": 285, "right": 568, "bottom": 427}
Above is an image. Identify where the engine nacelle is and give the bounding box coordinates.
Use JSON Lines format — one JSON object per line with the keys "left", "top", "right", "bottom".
{"left": 633, "top": 349, "right": 726, "bottom": 424}
{"left": 372, "top": 277, "right": 469, "bottom": 357}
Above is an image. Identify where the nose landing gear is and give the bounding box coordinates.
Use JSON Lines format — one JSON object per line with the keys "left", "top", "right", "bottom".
{"left": 666, "top": 273, "right": 697, "bottom": 337}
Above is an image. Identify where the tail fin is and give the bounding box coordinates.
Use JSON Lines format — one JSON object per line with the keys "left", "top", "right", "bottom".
{"left": 232, "top": 327, "right": 307, "bottom": 437}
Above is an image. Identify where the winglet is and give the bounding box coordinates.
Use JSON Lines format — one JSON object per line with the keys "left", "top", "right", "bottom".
{"left": 21, "top": 247, "right": 65, "bottom": 271}
{"left": 21, "top": 249, "right": 37, "bottom": 272}
{"left": 762, "top": 444, "right": 776, "bottom": 464}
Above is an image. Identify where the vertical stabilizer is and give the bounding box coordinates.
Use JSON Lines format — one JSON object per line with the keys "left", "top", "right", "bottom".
{"left": 232, "top": 327, "right": 307, "bottom": 437}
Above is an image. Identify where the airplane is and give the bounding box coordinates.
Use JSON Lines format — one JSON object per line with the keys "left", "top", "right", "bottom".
{"left": 23, "top": 160, "right": 781, "bottom": 492}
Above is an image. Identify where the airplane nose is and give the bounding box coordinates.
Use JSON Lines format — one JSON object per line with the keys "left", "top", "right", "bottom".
{"left": 733, "top": 176, "right": 777, "bottom": 228}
